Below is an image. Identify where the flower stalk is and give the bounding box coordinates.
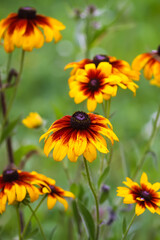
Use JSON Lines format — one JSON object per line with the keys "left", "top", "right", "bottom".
{"left": 83, "top": 157, "right": 100, "bottom": 240}
{"left": 122, "top": 213, "right": 136, "bottom": 240}
{"left": 133, "top": 105, "right": 160, "bottom": 179}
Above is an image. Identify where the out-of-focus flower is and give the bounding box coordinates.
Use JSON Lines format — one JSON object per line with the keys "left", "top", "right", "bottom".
{"left": 35, "top": 173, "right": 75, "bottom": 210}
{"left": 69, "top": 62, "right": 122, "bottom": 112}
{"left": 65, "top": 54, "right": 139, "bottom": 111}
{"left": 22, "top": 112, "right": 43, "bottom": 129}
{"left": 40, "top": 111, "right": 118, "bottom": 162}
{"left": 117, "top": 172, "right": 160, "bottom": 216}
{"left": 0, "top": 7, "right": 65, "bottom": 52}
{"left": 0, "top": 169, "right": 44, "bottom": 213}
{"left": 132, "top": 46, "right": 160, "bottom": 87}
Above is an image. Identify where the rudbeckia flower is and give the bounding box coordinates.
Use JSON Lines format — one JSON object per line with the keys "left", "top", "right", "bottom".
{"left": 40, "top": 111, "right": 119, "bottom": 162}
{"left": 0, "top": 169, "right": 44, "bottom": 213}
{"left": 132, "top": 46, "right": 160, "bottom": 86}
{"left": 117, "top": 172, "right": 160, "bottom": 216}
{"left": 35, "top": 173, "right": 75, "bottom": 210}
{"left": 0, "top": 7, "right": 65, "bottom": 52}
{"left": 65, "top": 55, "right": 139, "bottom": 111}
{"left": 22, "top": 112, "right": 43, "bottom": 129}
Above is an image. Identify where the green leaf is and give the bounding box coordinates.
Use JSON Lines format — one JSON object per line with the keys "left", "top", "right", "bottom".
{"left": 0, "top": 116, "right": 21, "bottom": 144}
{"left": 14, "top": 145, "right": 40, "bottom": 165}
{"left": 49, "top": 226, "right": 57, "bottom": 240}
{"left": 122, "top": 218, "right": 127, "bottom": 234}
{"left": 77, "top": 200, "right": 95, "bottom": 240}
{"left": 24, "top": 227, "right": 39, "bottom": 239}
{"left": 99, "top": 190, "right": 109, "bottom": 204}
{"left": 72, "top": 200, "right": 82, "bottom": 236}
{"left": 98, "top": 166, "right": 110, "bottom": 188}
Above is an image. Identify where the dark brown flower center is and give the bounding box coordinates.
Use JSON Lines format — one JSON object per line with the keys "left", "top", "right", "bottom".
{"left": 157, "top": 45, "right": 160, "bottom": 56}
{"left": 93, "top": 54, "right": 110, "bottom": 67}
{"left": 88, "top": 78, "right": 99, "bottom": 91}
{"left": 18, "top": 7, "right": 36, "bottom": 19}
{"left": 3, "top": 169, "right": 19, "bottom": 182}
{"left": 70, "top": 111, "right": 91, "bottom": 130}
{"left": 140, "top": 190, "right": 151, "bottom": 201}
{"left": 49, "top": 185, "right": 62, "bottom": 196}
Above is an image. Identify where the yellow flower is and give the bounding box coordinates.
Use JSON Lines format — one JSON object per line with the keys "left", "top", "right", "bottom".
{"left": 22, "top": 112, "right": 43, "bottom": 129}
{"left": 117, "top": 172, "right": 160, "bottom": 216}
{"left": 34, "top": 173, "right": 75, "bottom": 210}
{"left": 132, "top": 46, "right": 160, "bottom": 86}
{"left": 40, "top": 111, "right": 119, "bottom": 162}
{"left": 65, "top": 55, "right": 139, "bottom": 111}
{"left": 0, "top": 7, "right": 65, "bottom": 52}
{"left": 0, "top": 169, "right": 45, "bottom": 213}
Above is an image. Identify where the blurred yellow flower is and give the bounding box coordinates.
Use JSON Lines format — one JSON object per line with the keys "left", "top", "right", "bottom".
{"left": 117, "top": 172, "right": 160, "bottom": 216}
{"left": 132, "top": 46, "right": 160, "bottom": 87}
{"left": 22, "top": 112, "right": 43, "bottom": 129}
{"left": 40, "top": 111, "right": 118, "bottom": 162}
{"left": 0, "top": 7, "right": 65, "bottom": 52}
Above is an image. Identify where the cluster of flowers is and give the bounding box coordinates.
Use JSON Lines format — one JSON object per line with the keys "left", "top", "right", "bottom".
{"left": 0, "top": 168, "right": 74, "bottom": 214}
{"left": 0, "top": 6, "right": 160, "bottom": 220}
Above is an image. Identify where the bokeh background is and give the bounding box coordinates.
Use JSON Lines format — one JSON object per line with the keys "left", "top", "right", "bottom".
{"left": 0, "top": 0, "right": 160, "bottom": 239}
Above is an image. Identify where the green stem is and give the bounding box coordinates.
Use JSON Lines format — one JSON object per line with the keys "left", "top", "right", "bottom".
{"left": 6, "top": 52, "right": 13, "bottom": 76}
{"left": 122, "top": 213, "right": 136, "bottom": 240}
{"left": 27, "top": 203, "right": 47, "bottom": 240}
{"left": 83, "top": 157, "right": 100, "bottom": 240}
{"left": 85, "top": 14, "right": 90, "bottom": 58}
{"left": 16, "top": 206, "right": 22, "bottom": 240}
{"left": 3, "top": 50, "right": 25, "bottom": 126}
{"left": 22, "top": 195, "right": 46, "bottom": 239}
{"left": 133, "top": 105, "right": 160, "bottom": 180}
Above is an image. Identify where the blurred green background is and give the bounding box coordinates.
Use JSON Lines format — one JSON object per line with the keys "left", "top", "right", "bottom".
{"left": 0, "top": 0, "right": 160, "bottom": 239}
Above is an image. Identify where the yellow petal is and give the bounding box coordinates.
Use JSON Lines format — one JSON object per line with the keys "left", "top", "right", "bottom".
{"left": 135, "top": 203, "right": 145, "bottom": 216}
{"left": 87, "top": 98, "right": 97, "bottom": 112}
{"left": 83, "top": 142, "right": 97, "bottom": 162}
{"left": 56, "top": 196, "right": 68, "bottom": 210}
{"left": 47, "top": 195, "right": 57, "bottom": 209}
{"left": 15, "top": 184, "right": 26, "bottom": 202}
{"left": 53, "top": 140, "right": 68, "bottom": 161}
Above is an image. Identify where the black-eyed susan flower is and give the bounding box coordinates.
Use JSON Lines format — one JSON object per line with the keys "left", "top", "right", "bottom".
{"left": 22, "top": 112, "right": 43, "bottom": 128}
{"left": 117, "top": 172, "right": 160, "bottom": 216}
{"left": 40, "top": 111, "right": 119, "bottom": 162}
{"left": 65, "top": 55, "right": 139, "bottom": 111}
{"left": 0, "top": 169, "right": 43, "bottom": 212}
{"left": 0, "top": 7, "right": 65, "bottom": 52}
{"left": 132, "top": 46, "right": 160, "bottom": 86}
{"left": 34, "top": 173, "right": 75, "bottom": 210}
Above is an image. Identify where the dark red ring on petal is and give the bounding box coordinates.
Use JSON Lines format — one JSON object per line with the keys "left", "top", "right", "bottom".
{"left": 18, "top": 7, "right": 36, "bottom": 19}
{"left": 3, "top": 169, "right": 19, "bottom": 182}
{"left": 93, "top": 54, "right": 110, "bottom": 67}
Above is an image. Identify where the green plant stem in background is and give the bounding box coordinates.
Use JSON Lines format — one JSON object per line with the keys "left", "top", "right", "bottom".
{"left": 3, "top": 50, "right": 25, "bottom": 126}
{"left": 16, "top": 206, "right": 22, "bottom": 240}
{"left": 6, "top": 52, "right": 12, "bottom": 76}
{"left": 122, "top": 213, "right": 136, "bottom": 240}
{"left": 133, "top": 105, "right": 160, "bottom": 180}
{"left": 22, "top": 195, "right": 47, "bottom": 239}
{"left": 27, "top": 203, "right": 47, "bottom": 240}
{"left": 83, "top": 157, "right": 100, "bottom": 240}
{"left": 0, "top": 75, "right": 14, "bottom": 165}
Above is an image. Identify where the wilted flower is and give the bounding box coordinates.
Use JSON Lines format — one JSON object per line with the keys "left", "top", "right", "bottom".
{"left": 132, "top": 46, "right": 160, "bottom": 87}
{"left": 40, "top": 111, "right": 118, "bottom": 162}
{"left": 22, "top": 112, "right": 43, "bottom": 129}
{"left": 0, "top": 7, "right": 65, "bottom": 52}
{"left": 117, "top": 172, "right": 160, "bottom": 216}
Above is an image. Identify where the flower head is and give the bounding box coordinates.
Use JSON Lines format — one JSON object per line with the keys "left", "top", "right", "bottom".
{"left": 40, "top": 111, "right": 118, "bottom": 162}
{"left": 0, "top": 7, "right": 65, "bottom": 52}
{"left": 35, "top": 173, "right": 75, "bottom": 210}
{"left": 22, "top": 112, "right": 43, "bottom": 128}
{"left": 117, "top": 172, "right": 160, "bottom": 216}
{"left": 65, "top": 55, "right": 139, "bottom": 111}
{"left": 132, "top": 46, "right": 160, "bottom": 86}
{"left": 0, "top": 169, "right": 44, "bottom": 213}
